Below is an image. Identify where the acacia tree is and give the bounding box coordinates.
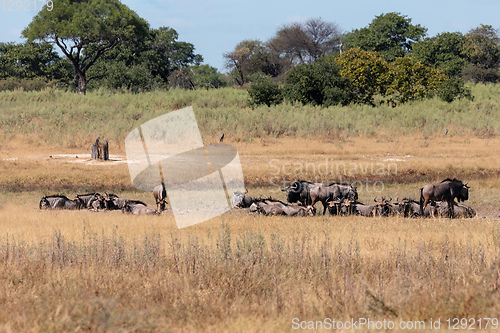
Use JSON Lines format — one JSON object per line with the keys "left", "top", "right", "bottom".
{"left": 269, "top": 18, "right": 342, "bottom": 64}
{"left": 22, "top": 0, "right": 148, "bottom": 94}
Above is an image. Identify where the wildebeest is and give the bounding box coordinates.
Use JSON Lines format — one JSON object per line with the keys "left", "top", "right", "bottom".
{"left": 309, "top": 182, "right": 358, "bottom": 215}
{"left": 231, "top": 190, "right": 255, "bottom": 208}
{"left": 372, "top": 196, "right": 400, "bottom": 217}
{"left": 248, "top": 199, "right": 315, "bottom": 216}
{"left": 153, "top": 183, "right": 167, "bottom": 212}
{"left": 39, "top": 195, "right": 83, "bottom": 210}
{"left": 282, "top": 180, "right": 319, "bottom": 206}
{"left": 75, "top": 193, "right": 100, "bottom": 209}
{"left": 398, "top": 198, "right": 421, "bottom": 217}
{"left": 122, "top": 202, "right": 158, "bottom": 215}
{"left": 434, "top": 201, "right": 476, "bottom": 218}
{"left": 420, "top": 179, "right": 470, "bottom": 217}
{"left": 328, "top": 198, "right": 354, "bottom": 216}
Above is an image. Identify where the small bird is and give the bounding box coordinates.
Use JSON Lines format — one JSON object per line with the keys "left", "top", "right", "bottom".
{"left": 444, "top": 128, "right": 448, "bottom": 136}
{"left": 219, "top": 133, "right": 225, "bottom": 143}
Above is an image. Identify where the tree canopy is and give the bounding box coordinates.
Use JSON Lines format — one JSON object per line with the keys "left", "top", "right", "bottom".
{"left": 22, "top": 0, "right": 149, "bottom": 94}
{"left": 344, "top": 12, "right": 427, "bottom": 62}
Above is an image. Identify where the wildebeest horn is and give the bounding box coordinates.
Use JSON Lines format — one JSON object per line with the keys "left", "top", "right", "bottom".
{"left": 245, "top": 189, "right": 249, "bottom": 194}
{"left": 374, "top": 197, "right": 378, "bottom": 202}
{"left": 387, "top": 196, "right": 392, "bottom": 202}
{"left": 464, "top": 180, "right": 469, "bottom": 186}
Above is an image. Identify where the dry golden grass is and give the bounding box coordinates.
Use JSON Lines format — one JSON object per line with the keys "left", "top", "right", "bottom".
{"left": 1, "top": 134, "right": 500, "bottom": 332}
{"left": 1, "top": 204, "right": 500, "bottom": 332}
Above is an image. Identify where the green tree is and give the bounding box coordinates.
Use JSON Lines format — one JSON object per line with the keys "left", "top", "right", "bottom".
{"left": 224, "top": 40, "right": 274, "bottom": 86}
{"left": 22, "top": 0, "right": 149, "bottom": 94}
{"left": 284, "top": 55, "right": 352, "bottom": 107}
{"left": 86, "top": 26, "right": 202, "bottom": 91}
{"left": 0, "top": 41, "right": 70, "bottom": 80}
{"left": 344, "top": 12, "right": 427, "bottom": 62}
{"left": 336, "top": 48, "right": 390, "bottom": 105}
{"left": 386, "top": 57, "right": 446, "bottom": 104}
{"left": 412, "top": 32, "right": 468, "bottom": 77}
{"left": 461, "top": 25, "right": 500, "bottom": 83}
{"left": 248, "top": 75, "right": 283, "bottom": 107}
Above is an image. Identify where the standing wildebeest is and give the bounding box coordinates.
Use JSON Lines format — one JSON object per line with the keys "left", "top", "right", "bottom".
{"left": 420, "top": 179, "right": 470, "bottom": 217}
{"left": 39, "top": 195, "right": 83, "bottom": 210}
{"left": 153, "top": 183, "right": 167, "bottom": 212}
{"left": 282, "top": 180, "right": 321, "bottom": 206}
{"left": 309, "top": 182, "right": 358, "bottom": 215}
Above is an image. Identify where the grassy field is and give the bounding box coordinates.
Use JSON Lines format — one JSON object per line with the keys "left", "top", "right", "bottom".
{"left": 0, "top": 87, "right": 499, "bottom": 331}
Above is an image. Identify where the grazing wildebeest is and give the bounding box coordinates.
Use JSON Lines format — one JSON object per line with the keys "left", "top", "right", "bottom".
{"left": 309, "top": 182, "right": 358, "bottom": 215}
{"left": 153, "top": 183, "right": 167, "bottom": 212}
{"left": 420, "top": 179, "right": 470, "bottom": 217}
{"left": 39, "top": 195, "right": 83, "bottom": 210}
{"left": 282, "top": 180, "right": 319, "bottom": 206}
{"left": 122, "top": 202, "right": 158, "bottom": 215}
{"left": 231, "top": 190, "right": 255, "bottom": 208}
{"left": 75, "top": 193, "right": 101, "bottom": 209}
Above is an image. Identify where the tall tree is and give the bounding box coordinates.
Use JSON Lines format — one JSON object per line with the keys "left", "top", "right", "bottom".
{"left": 461, "top": 25, "right": 500, "bottom": 83}
{"left": 223, "top": 40, "right": 272, "bottom": 86}
{"left": 344, "top": 12, "right": 427, "bottom": 62}
{"left": 269, "top": 18, "right": 342, "bottom": 64}
{"left": 411, "top": 32, "right": 467, "bottom": 77}
{"left": 22, "top": 0, "right": 149, "bottom": 94}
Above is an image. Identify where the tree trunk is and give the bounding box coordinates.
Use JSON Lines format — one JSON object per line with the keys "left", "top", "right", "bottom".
{"left": 76, "top": 69, "right": 87, "bottom": 95}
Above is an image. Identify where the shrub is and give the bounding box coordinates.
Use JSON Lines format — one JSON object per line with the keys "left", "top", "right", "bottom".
{"left": 247, "top": 76, "right": 283, "bottom": 107}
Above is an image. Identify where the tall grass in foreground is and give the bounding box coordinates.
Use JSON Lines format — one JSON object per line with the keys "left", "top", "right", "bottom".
{"left": 0, "top": 84, "right": 498, "bottom": 148}
{"left": 1, "top": 222, "right": 500, "bottom": 332}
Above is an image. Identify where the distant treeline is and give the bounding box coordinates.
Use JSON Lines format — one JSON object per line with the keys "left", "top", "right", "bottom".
{"left": 1, "top": 6, "right": 499, "bottom": 106}
{"left": 0, "top": 84, "right": 498, "bottom": 147}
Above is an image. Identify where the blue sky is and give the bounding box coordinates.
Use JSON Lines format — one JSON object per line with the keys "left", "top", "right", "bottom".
{"left": 1, "top": 0, "right": 499, "bottom": 71}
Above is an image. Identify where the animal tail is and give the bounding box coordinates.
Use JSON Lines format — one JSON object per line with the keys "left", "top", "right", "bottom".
{"left": 419, "top": 187, "right": 424, "bottom": 216}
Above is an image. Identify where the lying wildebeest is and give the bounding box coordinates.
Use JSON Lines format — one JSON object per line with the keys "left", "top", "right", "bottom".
{"left": 75, "top": 192, "right": 101, "bottom": 209}
{"left": 328, "top": 198, "right": 353, "bottom": 216}
{"left": 309, "top": 182, "right": 358, "bottom": 215}
{"left": 39, "top": 195, "right": 83, "bottom": 210}
{"left": 90, "top": 194, "right": 106, "bottom": 211}
{"left": 153, "top": 183, "right": 167, "bottom": 212}
{"left": 434, "top": 201, "right": 476, "bottom": 218}
{"left": 420, "top": 178, "right": 470, "bottom": 217}
{"left": 249, "top": 199, "right": 316, "bottom": 216}
{"left": 122, "top": 202, "right": 158, "bottom": 215}
{"left": 398, "top": 198, "right": 421, "bottom": 217}
{"left": 372, "top": 196, "right": 400, "bottom": 217}
{"left": 282, "top": 180, "right": 319, "bottom": 206}
{"left": 231, "top": 189, "right": 255, "bottom": 208}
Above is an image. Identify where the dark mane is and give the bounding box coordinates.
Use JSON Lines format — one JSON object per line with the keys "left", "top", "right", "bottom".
{"left": 440, "top": 178, "right": 462, "bottom": 183}
{"left": 43, "top": 195, "right": 70, "bottom": 199}
{"left": 76, "top": 192, "right": 100, "bottom": 196}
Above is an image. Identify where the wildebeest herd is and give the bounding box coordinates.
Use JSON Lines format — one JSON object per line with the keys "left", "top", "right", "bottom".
{"left": 39, "top": 178, "right": 475, "bottom": 218}
{"left": 39, "top": 183, "right": 167, "bottom": 215}
{"left": 233, "top": 178, "right": 476, "bottom": 218}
